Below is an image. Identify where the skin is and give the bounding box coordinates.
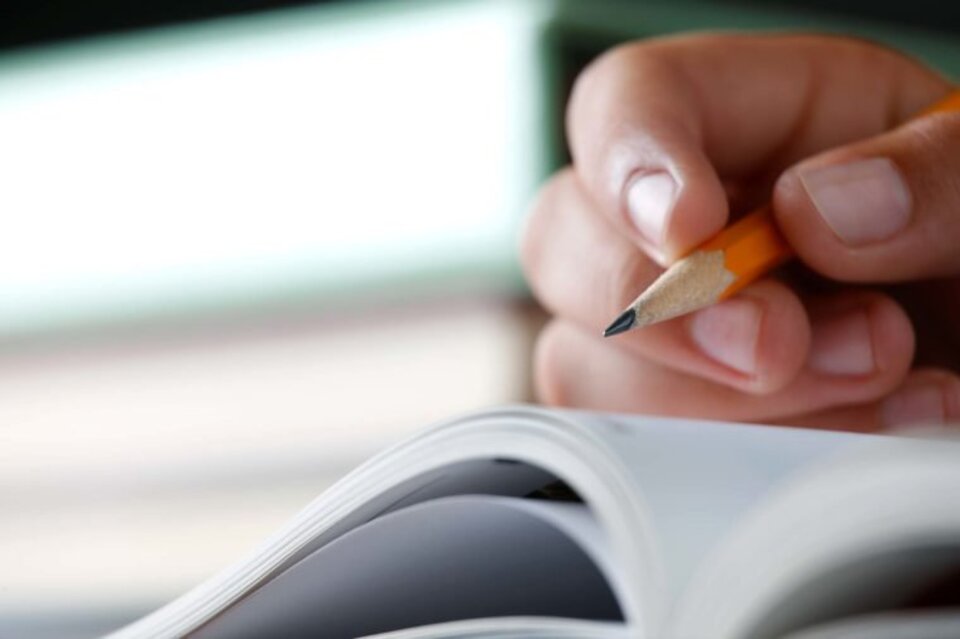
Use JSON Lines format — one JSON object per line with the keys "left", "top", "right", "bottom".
{"left": 521, "top": 34, "right": 960, "bottom": 431}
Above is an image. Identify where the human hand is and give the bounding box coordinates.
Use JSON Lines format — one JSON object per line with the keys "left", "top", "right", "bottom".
{"left": 521, "top": 34, "right": 960, "bottom": 431}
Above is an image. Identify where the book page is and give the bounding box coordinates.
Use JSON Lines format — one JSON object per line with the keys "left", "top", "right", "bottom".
{"left": 576, "top": 412, "right": 860, "bottom": 600}
{"left": 191, "top": 496, "right": 622, "bottom": 638}
{"left": 782, "top": 610, "right": 960, "bottom": 639}
{"left": 362, "top": 616, "right": 629, "bottom": 639}
{"left": 671, "top": 434, "right": 960, "bottom": 639}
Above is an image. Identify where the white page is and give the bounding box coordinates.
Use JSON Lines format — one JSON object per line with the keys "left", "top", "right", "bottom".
{"left": 573, "top": 411, "right": 861, "bottom": 601}
{"left": 191, "top": 495, "right": 621, "bottom": 638}
{"left": 782, "top": 610, "right": 960, "bottom": 639}
{"left": 671, "top": 434, "right": 960, "bottom": 639}
{"left": 362, "top": 616, "right": 629, "bottom": 639}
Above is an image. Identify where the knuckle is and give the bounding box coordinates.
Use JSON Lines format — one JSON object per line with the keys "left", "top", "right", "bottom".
{"left": 882, "top": 115, "right": 960, "bottom": 276}
{"left": 572, "top": 41, "right": 644, "bottom": 97}
{"left": 566, "top": 40, "right": 665, "bottom": 131}
{"left": 904, "top": 117, "right": 960, "bottom": 202}
{"left": 902, "top": 112, "right": 960, "bottom": 157}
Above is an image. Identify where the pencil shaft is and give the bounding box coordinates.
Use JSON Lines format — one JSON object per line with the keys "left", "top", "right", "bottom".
{"left": 707, "top": 208, "right": 792, "bottom": 299}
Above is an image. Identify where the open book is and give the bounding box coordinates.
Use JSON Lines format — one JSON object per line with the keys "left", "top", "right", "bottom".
{"left": 110, "top": 406, "right": 960, "bottom": 639}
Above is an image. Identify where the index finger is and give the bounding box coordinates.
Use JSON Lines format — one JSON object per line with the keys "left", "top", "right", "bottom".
{"left": 567, "top": 33, "right": 948, "bottom": 263}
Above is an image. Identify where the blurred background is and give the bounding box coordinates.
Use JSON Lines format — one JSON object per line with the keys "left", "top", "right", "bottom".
{"left": 0, "top": 0, "right": 957, "bottom": 636}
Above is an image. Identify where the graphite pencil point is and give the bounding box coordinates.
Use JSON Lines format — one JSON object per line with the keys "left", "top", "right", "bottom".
{"left": 603, "top": 308, "right": 636, "bottom": 337}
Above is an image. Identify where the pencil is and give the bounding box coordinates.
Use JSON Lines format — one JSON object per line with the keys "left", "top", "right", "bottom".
{"left": 604, "top": 88, "right": 960, "bottom": 338}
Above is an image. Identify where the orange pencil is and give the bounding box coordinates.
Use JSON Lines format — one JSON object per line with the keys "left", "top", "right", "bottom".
{"left": 604, "top": 88, "right": 960, "bottom": 337}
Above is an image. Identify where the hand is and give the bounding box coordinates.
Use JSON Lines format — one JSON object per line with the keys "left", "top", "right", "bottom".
{"left": 521, "top": 34, "right": 960, "bottom": 431}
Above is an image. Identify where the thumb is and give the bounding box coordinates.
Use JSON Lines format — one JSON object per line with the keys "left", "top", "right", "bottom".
{"left": 773, "top": 97, "right": 960, "bottom": 282}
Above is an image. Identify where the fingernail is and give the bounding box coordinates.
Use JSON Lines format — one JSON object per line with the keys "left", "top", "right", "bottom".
{"left": 626, "top": 171, "right": 677, "bottom": 248}
{"left": 808, "top": 309, "right": 874, "bottom": 376}
{"left": 881, "top": 385, "right": 946, "bottom": 427}
{"left": 689, "top": 298, "right": 762, "bottom": 375}
{"left": 799, "top": 157, "right": 911, "bottom": 246}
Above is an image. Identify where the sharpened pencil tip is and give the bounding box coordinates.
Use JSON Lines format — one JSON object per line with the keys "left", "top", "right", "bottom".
{"left": 603, "top": 308, "right": 636, "bottom": 337}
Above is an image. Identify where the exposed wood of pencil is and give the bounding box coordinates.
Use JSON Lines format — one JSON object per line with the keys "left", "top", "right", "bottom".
{"left": 604, "top": 208, "right": 791, "bottom": 336}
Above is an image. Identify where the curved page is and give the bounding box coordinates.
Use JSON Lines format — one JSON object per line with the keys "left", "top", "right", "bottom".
{"left": 673, "top": 435, "right": 960, "bottom": 639}
{"left": 362, "top": 616, "right": 629, "bottom": 639}
{"left": 192, "top": 496, "right": 621, "bottom": 638}
{"left": 782, "top": 610, "right": 960, "bottom": 639}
